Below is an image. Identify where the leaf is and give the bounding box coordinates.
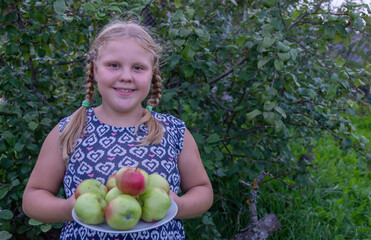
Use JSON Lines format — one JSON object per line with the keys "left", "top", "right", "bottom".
{"left": 290, "top": 49, "right": 298, "bottom": 61}
{"left": 0, "top": 231, "right": 12, "bottom": 240}
{"left": 0, "top": 209, "right": 13, "bottom": 220}
{"left": 263, "top": 111, "right": 276, "bottom": 125}
{"left": 183, "top": 65, "right": 194, "bottom": 78}
{"left": 182, "top": 45, "right": 195, "bottom": 60}
{"left": 14, "top": 142, "right": 24, "bottom": 152}
{"left": 0, "top": 188, "right": 9, "bottom": 200}
{"left": 264, "top": 101, "right": 276, "bottom": 111}
{"left": 277, "top": 41, "right": 290, "bottom": 52}
{"left": 28, "top": 121, "right": 39, "bottom": 131}
{"left": 28, "top": 218, "right": 43, "bottom": 226}
{"left": 275, "top": 119, "right": 284, "bottom": 132}
{"left": 263, "top": 37, "right": 275, "bottom": 49}
{"left": 107, "top": 6, "right": 122, "bottom": 13}
{"left": 41, "top": 224, "right": 52, "bottom": 232}
{"left": 246, "top": 109, "right": 262, "bottom": 120}
{"left": 2, "top": 131, "right": 16, "bottom": 145}
{"left": 292, "top": 10, "right": 301, "bottom": 19}
{"left": 335, "top": 57, "right": 346, "bottom": 67}
{"left": 174, "top": 0, "right": 181, "bottom": 8}
{"left": 40, "top": 118, "right": 52, "bottom": 126}
{"left": 207, "top": 134, "right": 220, "bottom": 144}
{"left": 195, "top": 28, "right": 210, "bottom": 42}
{"left": 53, "top": 0, "right": 67, "bottom": 15}
{"left": 62, "top": 14, "right": 73, "bottom": 22}
{"left": 278, "top": 52, "right": 291, "bottom": 61}
{"left": 274, "top": 59, "right": 284, "bottom": 70}
{"left": 230, "top": 0, "right": 238, "bottom": 6}
{"left": 274, "top": 106, "right": 287, "bottom": 118}
{"left": 84, "top": 3, "right": 96, "bottom": 12}
{"left": 326, "top": 84, "right": 338, "bottom": 99}
{"left": 258, "top": 57, "right": 272, "bottom": 69}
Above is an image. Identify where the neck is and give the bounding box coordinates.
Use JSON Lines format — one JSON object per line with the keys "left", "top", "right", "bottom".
{"left": 94, "top": 105, "right": 145, "bottom": 127}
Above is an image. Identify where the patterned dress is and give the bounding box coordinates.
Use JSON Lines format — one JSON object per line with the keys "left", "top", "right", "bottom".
{"left": 59, "top": 108, "right": 186, "bottom": 240}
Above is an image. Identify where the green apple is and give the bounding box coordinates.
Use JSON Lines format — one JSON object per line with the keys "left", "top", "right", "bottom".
{"left": 74, "top": 192, "right": 107, "bottom": 225}
{"left": 138, "top": 188, "right": 171, "bottom": 222}
{"left": 105, "top": 194, "right": 142, "bottom": 230}
{"left": 115, "top": 166, "right": 149, "bottom": 196}
{"left": 105, "top": 186, "right": 123, "bottom": 203}
{"left": 75, "top": 179, "right": 107, "bottom": 199}
{"left": 106, "top": 172, "right": 117, "bottom": 191}
{"left": 147, "top": 174, "right": 170, "bottom": 194}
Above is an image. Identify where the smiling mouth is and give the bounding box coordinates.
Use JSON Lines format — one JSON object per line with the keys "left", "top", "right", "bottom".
{"left": 115, "top": 88, "right": 135, "bottom": 93}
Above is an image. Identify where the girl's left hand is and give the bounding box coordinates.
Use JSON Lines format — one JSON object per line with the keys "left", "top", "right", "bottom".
{"left": 169, "top": 190, "right": 179, "bottom": 201}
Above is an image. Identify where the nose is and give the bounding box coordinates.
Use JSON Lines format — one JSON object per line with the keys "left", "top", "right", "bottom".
{"left": 118, "top": 67, "right": 133, "bottom": 82}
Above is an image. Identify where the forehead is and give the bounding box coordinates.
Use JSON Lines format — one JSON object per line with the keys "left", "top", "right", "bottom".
{"left": 97, "top": 38, "right": 154, "bottom": 62}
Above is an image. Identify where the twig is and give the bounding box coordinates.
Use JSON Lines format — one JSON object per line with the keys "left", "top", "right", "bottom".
{"left": 208, "top": 57, "right": 248, "bottom": 84}
{"left": 288, "top": 0, "right": 324, "bottom": 29}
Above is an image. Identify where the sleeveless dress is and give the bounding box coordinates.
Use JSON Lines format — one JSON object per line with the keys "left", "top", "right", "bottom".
{"left": 59, "top": 108, "right": 186, "bottom": 240}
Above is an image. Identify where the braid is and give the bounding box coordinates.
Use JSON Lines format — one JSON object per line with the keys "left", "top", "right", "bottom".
{"left": 60, "top": 54, "right": 96, "bottom": 165}
{"left": 135, "top": 69, "right": 164, "bottom": 145}
{"left": 147, "top": 70, "right": 162, "bottom": 107}
{"left": 85, "top": 61, "right": 95, "bottom": 102}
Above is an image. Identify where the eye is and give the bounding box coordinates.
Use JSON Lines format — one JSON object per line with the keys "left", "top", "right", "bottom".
{"left": 134, "top": 65, "right": 144, "bottom": 71}
{"left": 108, "top": 63, "right": 119, "bottom": 69}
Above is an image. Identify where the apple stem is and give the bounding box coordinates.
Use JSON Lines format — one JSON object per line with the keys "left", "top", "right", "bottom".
{"left": 135, "top": 162, "right": 141, "bottom": 171}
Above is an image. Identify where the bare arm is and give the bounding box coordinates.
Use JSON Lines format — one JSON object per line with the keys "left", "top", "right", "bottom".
{"left": 170, "top": 128, "right": 213, "bottom": 219}
{"left": 22, "top": 125, "right": 75, "bottom": 223}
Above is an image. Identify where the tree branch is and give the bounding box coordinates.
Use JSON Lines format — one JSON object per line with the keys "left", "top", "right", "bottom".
{"left": 208, "top": 57, "right": 248, "bottom": 84}
{"left": 288, "top": 0, "right": 324, "bottom": 29}
{"left": 234, "top": 171, "right": 282, "bottom": 240}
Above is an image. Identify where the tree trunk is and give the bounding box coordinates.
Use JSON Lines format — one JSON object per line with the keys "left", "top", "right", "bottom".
{"left": 233, "top": 214, "right": 282, "bottom": 240}
{"left": 233, "top": 171, "right": 282, "bottom": 240}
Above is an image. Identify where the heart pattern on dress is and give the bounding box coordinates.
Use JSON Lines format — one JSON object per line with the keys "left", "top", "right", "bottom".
{"left": 83, "top": 134, "right": 98, "bottom": 146}
{"left": 142, "top": 159, "right": 160, "bottom": 172}
{"left": 95, "top": 162, "right": 115, "bottom": 175}
{"left": 86, "top": 149, "right": 104, "bottom": 163}
{"left": 98, "top": 136, "right": 116, "bottom": 149}
{"left": 107, "top": 144, "right": 127, "bottom": 157}
{"left": 77, "top": 161, "right": 93, "bottom": 175}
{"left": 150, "top": 146, "right": 166, "bottom": 158}
{"left": 129, "top": 147, "right": 148, "bottom": 158}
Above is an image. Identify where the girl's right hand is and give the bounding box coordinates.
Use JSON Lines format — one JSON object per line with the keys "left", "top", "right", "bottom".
{"left": 66, "top": 193, "right": 76, "bottom": 219}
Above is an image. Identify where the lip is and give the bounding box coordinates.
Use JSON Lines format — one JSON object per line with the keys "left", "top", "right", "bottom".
{"left": 114, "top": 87, "right": 135, "bottom": 96}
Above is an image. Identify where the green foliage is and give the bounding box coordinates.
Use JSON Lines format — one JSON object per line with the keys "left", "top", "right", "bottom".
{"left": 257, "top": 115, "right": 371, "bottom": 240}
{"left": 0, "top": 0, "right": 370, "bottom": 239}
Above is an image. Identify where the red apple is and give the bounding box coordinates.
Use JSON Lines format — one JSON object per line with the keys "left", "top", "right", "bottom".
{"left": 148, "top": 173, "right": 170, "bottom": 194}
{"left": 74, "top": 192, "right": 107, "bottom": 225}
{"left": 115, "top": 166, "right": 149, "bottom": 196}
{"left": 106, "top": 172, "right": 117, "bottom": 191}
{"left": 138, "top": 188, "right": 171, "bottom": 222}
{"left": 105, "top": 186, "right": 123, "bottom": 203}
{"left": 105, "top": 194, "right": 142, "bottom": 230}
{"left": 75, "top": 179, "right": 107, "bottom": 199}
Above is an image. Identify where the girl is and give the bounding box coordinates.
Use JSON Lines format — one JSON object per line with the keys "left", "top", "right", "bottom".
{"left": 22, "top": 21, "right": 213, "bottom": 240}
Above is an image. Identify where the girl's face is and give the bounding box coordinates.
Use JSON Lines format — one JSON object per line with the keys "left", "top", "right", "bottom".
{"left": 94, "top": 38, "right": 154, "bottom": 115}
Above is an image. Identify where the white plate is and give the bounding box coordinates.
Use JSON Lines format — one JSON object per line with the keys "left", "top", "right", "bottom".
{"left": 72, "top": 199, "right": 178, "bottom": 233}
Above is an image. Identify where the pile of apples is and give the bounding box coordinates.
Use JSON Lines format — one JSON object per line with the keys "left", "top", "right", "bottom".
{"left": 74, "top": 166, "right": 172, "bottom": 231}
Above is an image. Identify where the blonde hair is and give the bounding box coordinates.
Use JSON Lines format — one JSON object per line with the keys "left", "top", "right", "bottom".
{"left": 60, "top": 21, "right": 164, "bottom": 163}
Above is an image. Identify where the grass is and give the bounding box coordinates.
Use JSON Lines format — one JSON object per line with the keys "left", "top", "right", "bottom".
{"left": 263, "top": 114, "right": 371, "bottom": 240}
{"left": 183, "top": 114, "right": 370, "bottom": 239}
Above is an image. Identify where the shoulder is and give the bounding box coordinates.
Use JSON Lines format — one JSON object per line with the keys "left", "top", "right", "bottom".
{"left": 152, "top": 111, "right": 185, "bottom": 128}
{"left": 152, "top": 111, "right": 186, "bottom": 149}
{"left": 58, "top": 108, "right": 93, "bottom": 133}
